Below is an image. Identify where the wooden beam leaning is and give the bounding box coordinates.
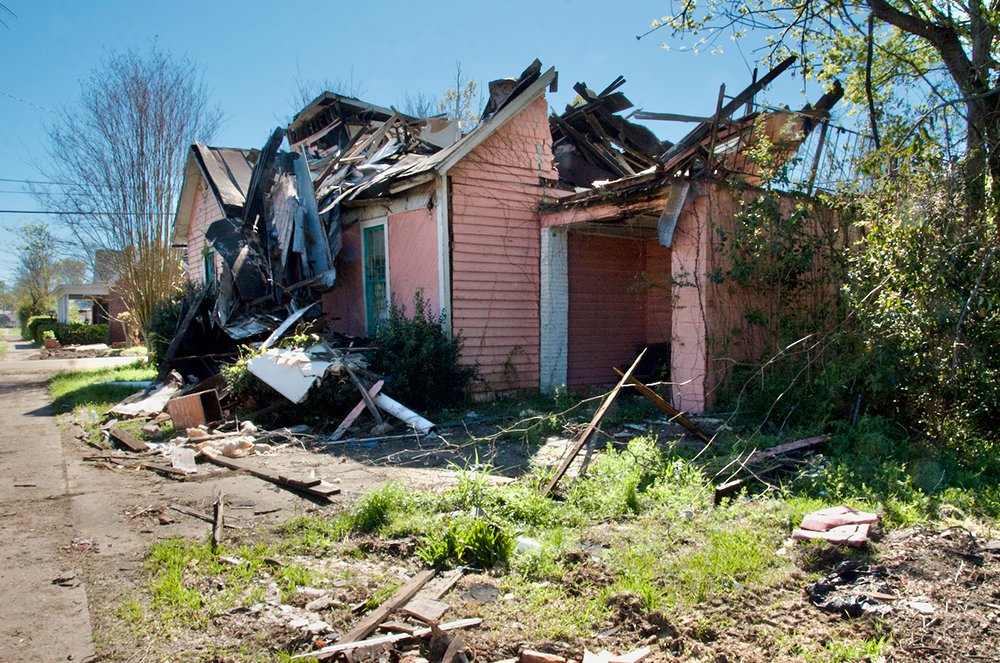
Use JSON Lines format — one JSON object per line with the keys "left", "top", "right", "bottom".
{"left": 330, "top": 379, "right": 385, "bottom": 441}
{"left": 613, "top": 368, "right": 713, "bottom": 446}
{"left": 542, "top": 349, "right": 646, "bottom": 496}
{"left": 154, "top": 287, "right": 208, "bottom": 382}
{"left": 659, "top": 56, "right": 796, "bottom": 169}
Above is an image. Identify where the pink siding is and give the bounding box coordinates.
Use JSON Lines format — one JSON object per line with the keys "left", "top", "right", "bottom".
{"left": 387, "top": 208, "right": 439, "bottom": 315}
{"left": 448, "top": 96, "right": 553, "bottom": 393}
{"left": 322, "top": 223, "right": 366, "bottom": 337}
{"left": 670, "top": 193, "right": 712, "bottom": 412}
{"left": 185, "top": 179, "right": 224, "bottom": 286}
{"left": 566, "top": 233, "right": 647, "bottom": 388}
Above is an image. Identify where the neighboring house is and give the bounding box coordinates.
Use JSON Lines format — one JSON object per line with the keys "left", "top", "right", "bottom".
{"left": 171, "top": 144, "right": 259, "bottom": 288}
{"left": 174, "top": 59, "right": 844, "bottom": 413}
{"left": 0, "top": 311, "right": 15, "bottom": 328}
{"left": 54, "top": 249, "right": 128, "bottom": 344}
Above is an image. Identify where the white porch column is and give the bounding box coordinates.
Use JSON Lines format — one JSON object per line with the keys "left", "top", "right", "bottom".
{"left": 57, "top": 294, "right": 69, "bottom": 323}
{"left": 539, "top": 227, "right": 568, "bottom": 392}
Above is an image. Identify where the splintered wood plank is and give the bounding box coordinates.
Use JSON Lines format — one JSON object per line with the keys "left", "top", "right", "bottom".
{"left": 292, "top": 618, "right": 482, "bottom": 660}
{"left": 542, "top": 350, "right": 646, "bottom": 495}
{"left": 109, "top": 427, "right": 149, "bottom": 452}
{"left": 411, "top": 569, "right": 463, "bottom": 602}
{"left": 339, "top": 570, "right": 436, "bottom": 644}
{"left": 744, "top": 436, "right": 829, "bottom": 465}
{"left": 400, "top": 598, "right": 451, "bottom": 624}
{"left": 614, "top": 369, "right": 713, "bottom": 445}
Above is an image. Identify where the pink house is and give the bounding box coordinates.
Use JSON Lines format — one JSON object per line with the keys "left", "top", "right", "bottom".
{"left": 174, "top": 60, "right": 840, "bottom": 414}
{"left": 172, "top": 144, "right": 259, "bottom": 288}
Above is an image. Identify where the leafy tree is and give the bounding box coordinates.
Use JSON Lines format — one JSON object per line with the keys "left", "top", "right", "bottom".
{"left": 0, "top": 281, "right": 16, "bottom": 312}
{"left": 32, "top": 44, "right": 221, "bottom": 340}
{"left": 440, "top": 62, "right": 481, "bottom": 131}
{"left": 7, "top": 220, "right": 61, "bottom": 312}
{"left": 648, "top": 0, "right": 1000, "bottom": 216}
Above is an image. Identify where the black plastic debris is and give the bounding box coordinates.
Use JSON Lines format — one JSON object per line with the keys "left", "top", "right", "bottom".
{"left": 806, "top": 561, "right": 894, "bottom": 618}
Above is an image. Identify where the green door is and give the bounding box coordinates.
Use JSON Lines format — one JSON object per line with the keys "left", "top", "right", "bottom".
{"left": 364, "top": 224, "right": 388, "bottom": 331}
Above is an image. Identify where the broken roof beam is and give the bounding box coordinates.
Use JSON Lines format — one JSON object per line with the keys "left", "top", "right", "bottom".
{"left": 657, "top": 56, "right": 796, "bottom": 170}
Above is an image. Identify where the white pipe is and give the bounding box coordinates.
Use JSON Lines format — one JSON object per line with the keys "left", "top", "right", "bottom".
{"left": 373, "top": 393, "right": 436, "bottom": 435}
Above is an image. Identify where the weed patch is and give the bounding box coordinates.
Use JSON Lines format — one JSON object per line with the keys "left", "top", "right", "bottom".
{"left": 49, "top": 360, "right": 155, "bottom": 412}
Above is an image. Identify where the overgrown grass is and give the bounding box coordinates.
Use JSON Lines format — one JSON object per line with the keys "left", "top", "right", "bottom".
{"left": 0, "top": 339, "right": 8, "bottom": 356}
{"left": 49, "top": 360, "right": 155, "bottom": 412}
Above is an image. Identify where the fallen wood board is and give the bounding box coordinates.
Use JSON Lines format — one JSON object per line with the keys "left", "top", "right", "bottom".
{"left": 542, "top": 350, "right": 646, "bottom": 495}
{"left": 745, "top": 436, "right": 829, "bottom": 465}
{"left": 291, "top": 617, "right": 482, "bottom": 660}
{"left": 330, "top": 380, "right": 384, "bottom": 441}
{"left": 140, "top": 462, "right": 190, "bottom": 479}
{"left": 109, "top": 427, "right": 149, "bottom": 452}
{"left": 410, "top": 569, "right": 463, "bottom": 602}
{"left": 198, "top": 453, "right": 341, "bottom": 500}
{"left": 614, "top": 369, "right": 712, "bottom": 445}
{"left": 338, "top": 570, "right": 435, "bottom": 645}
{"left": 400, "top": 598, "right": 451, "bottom": 624}
{"left": 168, "top": 504, "right": 242, "bottom": 529}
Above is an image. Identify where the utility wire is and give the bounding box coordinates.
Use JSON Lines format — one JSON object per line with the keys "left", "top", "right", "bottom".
{"left": 0, "top": 89, "right": 64, "bottom": 117}
{"left": 0, "top": 177, "right": 127, "bottom": 189}
{"left": 0, "top": 210, "right": 172, "bottom": 216}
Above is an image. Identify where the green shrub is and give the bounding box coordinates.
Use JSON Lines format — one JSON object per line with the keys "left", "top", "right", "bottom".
{"left": 370, "top": 292, "right": 476, "bottom": 413}
{"left": 26, "top": 316, "right": 57, "bottom": 344}
{"left": 54, "top": 323, "right": 109, "bottom": 345}
{"left": 144, "top": 292, "right": 185, "bottom": 368}
{"left": 33, "top": 322, "right": 109, "bottom": 346}
{"left": 18, "top": 302, "right": 46, "bottom": 339}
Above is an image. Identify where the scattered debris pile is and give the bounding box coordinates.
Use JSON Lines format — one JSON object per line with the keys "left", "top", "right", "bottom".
{"left": 713, "top": 434, "right": 829, "bottom": 504}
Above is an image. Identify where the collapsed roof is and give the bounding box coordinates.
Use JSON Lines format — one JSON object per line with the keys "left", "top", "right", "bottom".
{"left": 182, "top": 57, "right": 841, "bottom": 343}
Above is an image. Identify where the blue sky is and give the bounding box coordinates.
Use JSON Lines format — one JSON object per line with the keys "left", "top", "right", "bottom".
{"left": 0, "top": 0, "right": 821, "bottom": 286}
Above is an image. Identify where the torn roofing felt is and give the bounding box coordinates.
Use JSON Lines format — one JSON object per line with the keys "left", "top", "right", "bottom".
{"left": 172, "top": 144, "right": 260, "bottom": 246}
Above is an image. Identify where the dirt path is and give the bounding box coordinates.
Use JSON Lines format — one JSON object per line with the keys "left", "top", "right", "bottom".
{"left": 0, "top": 332, "right": 518, "bottom": 662}
{"left": 0, "top": 333, "right": 128, "bottom": 663}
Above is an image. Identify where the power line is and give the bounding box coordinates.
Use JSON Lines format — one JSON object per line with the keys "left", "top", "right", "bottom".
{"left": 0, "top": 177, "right": 132, "bottom": 190}
{"left": 0, "top": 210, "right": 173, "bottom": 216}
{"left": 0, "top": 89, "right": 64, "bottom": 117}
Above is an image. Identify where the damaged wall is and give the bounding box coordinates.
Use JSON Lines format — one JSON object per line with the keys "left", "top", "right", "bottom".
{"left": 186, "top": 179, "right": 226, "bottom": 286}
{"left": 321, "top": 223, "right": 365, "bottom": 336}
{"left": 448, "top": 96, "right": 556, "bottom": 394}
{"left": 671, "top": 184, "right": 846, "bottom": 412}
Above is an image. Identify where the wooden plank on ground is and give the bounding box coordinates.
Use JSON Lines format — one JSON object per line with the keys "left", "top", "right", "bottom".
{"left": 542, "top": 350, "right": 646, "bottom": 496}
{"left": 109, "top": 427, "right": 149, "bottom": 452}
{"left": 339, "top": 570, "right": 435, "bottom": 645}
{"left": 198, "top": 453, "right": 341, "bottom": 500}
{"left": 401, "top": 598, "right": 451, "bottom": 624}
{"left": 614, "top": 369, "right": 713, "bottom": 445}
{"left": 292, "top": 617, "right": 481, "bottom": 660}
{"left": 410, "top": 569, "right": 463, "bottom": 602}
{"left": 745, "top": 436, "right": 829, "bottom": 465}
{"left": 330, "top": 380, "right": 384, "bottom": 441}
